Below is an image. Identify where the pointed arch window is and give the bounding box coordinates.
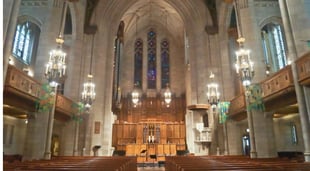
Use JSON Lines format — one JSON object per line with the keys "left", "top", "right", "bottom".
{"left": 134, "top": 38, "right": 143, "bottom": 88}
{"left": 147, "top": 29, "right": 157, "bottom": 89}
{"left": 12, "top": 21, "right": 40, "bottom": 64}
{"left": 161, "top": 39, "right": 170, "bottom": 88}
{"left": 261, "top": 23, "right": 287, "bottom": 72}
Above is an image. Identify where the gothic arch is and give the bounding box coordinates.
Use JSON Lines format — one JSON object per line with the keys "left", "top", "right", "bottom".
{"left": 259, "top": 16, "right": 283, "bottom": 29}
{"left": 17, "top": 15, "right": 42, "bottom": 29}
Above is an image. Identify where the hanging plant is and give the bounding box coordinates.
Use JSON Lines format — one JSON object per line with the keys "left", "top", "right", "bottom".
{"left": 71, "top": 102, "right": 85, "bottom": 122}
{"left": 246, "top": 84, "right": 265, "bottom": 112}
{"left": 36, "top": 83, "right": 54, "bottom": 112}
{"left": 218, "top": 101, "right": 230, "bottom": 124}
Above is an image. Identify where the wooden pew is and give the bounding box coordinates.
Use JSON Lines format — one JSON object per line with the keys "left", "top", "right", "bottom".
{"left": 166, "top": 155, "right": 310, "bottom": 171}
{"left": 4, "top": 156, "right": 137, "bottom": 171}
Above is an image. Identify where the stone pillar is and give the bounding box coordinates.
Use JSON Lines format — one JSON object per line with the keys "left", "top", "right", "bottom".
{"left": 73, "top": 120, "right": 80, "bottom": 156}
{"left": 253, "top": 111, "right": 277, "bottom": 158}
{"left": 279, "top": 0, "right": 310, "bottom": 162}
{"left": 223, "top": 122, "right": 229, "bottom": 155}
{"left": 304, "top": 86, "right": 310, "bottom": 123}
{"left": 44, "top": 86, "right": 57, "bottom": 159}
{"left": 246, "top": 109, "right": 257, "bottom": 158}
{"left": 226, "top": 120, "right": 243, "bottom": 155}
{"left": 23, "top": 111, "right": 49, "bottom": 160}
{"left": 3, "top": 0, "right": 21, "bottom": 83}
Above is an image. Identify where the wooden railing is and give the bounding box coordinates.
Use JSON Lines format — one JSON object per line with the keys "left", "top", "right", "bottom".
{"left": 261, "top": 65, "right": 294, "bottom": 100}
{"left": 296, "top": 52, "right": 310, "bottom": 86}
{"left": 5, "top": 65, "right": 42, "bottom": 99}
{"left": 228, "top": 93, "right": 246, "bottom": 120}
{"left": 4, "top": 65, "right": 77, "bottom": 121}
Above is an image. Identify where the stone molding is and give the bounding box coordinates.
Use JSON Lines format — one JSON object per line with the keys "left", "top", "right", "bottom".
{"left": 21, "top": 0, "right": 48, "bottom": 7}
{"left": 254, "top": 0, "right": 279, "bottom": 8}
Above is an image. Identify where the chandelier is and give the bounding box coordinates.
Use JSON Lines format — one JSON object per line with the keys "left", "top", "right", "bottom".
{"left": 235, "top": 37, "right": 254, "bottom": 87}
{"left": 206, "top": 72, "right": 220, "bottom": 108}
{"left": 131, "top": 85, "right": 140, "bottom": 107}
{"left": 45, "top": 36, "right": 66, "bottom": 87}
{"left": 82, "top": 74, "right": 96, "bottom": 109}
{"left": 82, "top": 35, "right": 96, "bottom": 110}
{"left": 164, "top": 84, "right": 172, "bottom": 106}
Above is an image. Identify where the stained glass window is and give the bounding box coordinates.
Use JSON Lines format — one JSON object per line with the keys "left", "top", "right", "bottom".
{"left": 134, "top": 39, "right": 143, "bottom": 88}
{"left": 161, "top": 39, "right": 170, "bottom": 88}
{"left": 12, "top": 21, "right": 40, "bottom": 64}
{"left": 261, "top": 23, "right": 287, "bottom": 72}
{"left": 147, "top": 30, "right": 156, "bottom": 89}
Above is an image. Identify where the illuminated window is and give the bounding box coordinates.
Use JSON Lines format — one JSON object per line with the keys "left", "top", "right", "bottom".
{"left": 12, "top": 21, "right": 40, "bottom": 64}
{"left": 147, "top": 29, "right": 156, "bottom": 89}
{"left": 134, "top": 39, "right": 143, "bottom": 88}
{"left": 161, "top": 39, "right": 170, "bottom": 88}
{"left": 261, "top": 23, "right": 287, "bottom": 72}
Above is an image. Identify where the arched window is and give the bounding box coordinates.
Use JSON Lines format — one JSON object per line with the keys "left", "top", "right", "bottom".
{"left": 64, "top": 5, "right": 72, "bottom": 35}
{"left": 147, "top": 29, "right": 156, "bottom": 89}
{"left": 261, "top": 23, "right": 287, "bottom": 72}
{"left": 12, "top": 21, "right": 40, "bottom": 64}
{"left": 161, "top": 39, "right": 170, "bottom": 88}
{"left": 134, "top": 39, "right": 143, "bottom": 88}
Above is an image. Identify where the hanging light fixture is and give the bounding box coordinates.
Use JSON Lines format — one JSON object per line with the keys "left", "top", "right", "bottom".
{"left": 164, "top": 84, "right": 172, "bottom": 107}
{"left": 132, "top": 83, "right": 140, "bottom": 107}
{"left": 233, "top": 0, "right": 254, "bottom": 87}
{"left": 235, "top": 37, "right": 254, "bottom": 86}
{"left": 206, "top": 72, "right": 220, "bottom": 108}
{"left": 81, "top": 34, "right": 96, "bottom": 110}
{"left": 45, "top": 14, "right": 67, "bottom": 87}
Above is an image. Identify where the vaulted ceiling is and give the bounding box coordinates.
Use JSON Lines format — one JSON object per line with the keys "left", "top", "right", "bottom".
{"left": 82, "top": 0, "right": 232, "bottom": 35}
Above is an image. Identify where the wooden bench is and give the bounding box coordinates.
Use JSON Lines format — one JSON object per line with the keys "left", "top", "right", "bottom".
{"left": 166, "top": 155, "right": 310, "bottom": 171}
{"left": 4, "top": 156, "right": 137, "bottom": 171}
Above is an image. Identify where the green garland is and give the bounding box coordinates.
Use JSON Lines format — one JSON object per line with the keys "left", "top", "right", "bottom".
{"left": 218, "top": 102, "right": 230, "bottom": 124}
{"left": 246, "top": 84, "right": 265, "bottom": 112}
{"left": 36, "top": 83, "right": 54, "bottom": 112}
{"left": 71, "top": 102, "right": 85, "bottom": 122}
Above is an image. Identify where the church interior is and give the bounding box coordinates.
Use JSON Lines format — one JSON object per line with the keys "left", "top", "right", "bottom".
{"left": 3, "top": 0, "right": 310, "bottom": 170}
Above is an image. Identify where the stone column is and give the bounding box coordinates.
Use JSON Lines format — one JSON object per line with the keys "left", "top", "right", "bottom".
{"left": 44, "top": 86, "right": 57, "bottom": 159}
{"left": 73, "top": 120, "right": 80, "bottom": 156}
{"left": 253, "top": 111, "right": 277, "bottom": 158}
{"left": 304, "top": 86, "right": 310, "bottom": 123}
{"left": 246, "top": 108, "right": 257, "bottom": 158}
{"left": 23, "top": 111, "right": 49, "bottom": 160}
{"left": 279, "top": 0, "right": 310, "bottom": 162}
{"left": 223, "top": 122, "right": 229, "bottom": 155}
{"left": 3, "top": 0, "right": 21, "bottom": 83}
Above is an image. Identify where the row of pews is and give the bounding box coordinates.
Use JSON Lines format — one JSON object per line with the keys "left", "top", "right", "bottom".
{"left": 4, "top": 156, "right": 137, "bottom": 171}
{"left": 165, "top": 155, "right": 310, "bottom": 171}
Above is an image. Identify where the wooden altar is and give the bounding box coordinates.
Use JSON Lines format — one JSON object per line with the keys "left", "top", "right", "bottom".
{"left": 112, "top": 95, "right": 187, "bottom": 162}
{"left": 112, "top": 119, "right": 186, "bottom": 162}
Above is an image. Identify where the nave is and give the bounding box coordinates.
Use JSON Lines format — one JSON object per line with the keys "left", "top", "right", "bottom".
{"left": 4, "top": 155, "right": 310, "bottom": 171}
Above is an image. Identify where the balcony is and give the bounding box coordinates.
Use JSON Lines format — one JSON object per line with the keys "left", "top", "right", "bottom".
{"left": 4, "top": 65, "right": 77, "bottom": 121}
{"left": 228, "top": 93, "right": 246, "bottom": 121}
{"left": 261, "top": 65, "right": 296, "bottom": 110}
{"left": 296, "top": 52, "right": 310, "bottom": 86}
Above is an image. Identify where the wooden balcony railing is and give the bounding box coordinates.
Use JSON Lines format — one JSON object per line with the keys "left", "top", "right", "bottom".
{"left": 296, "top": 52, "right": 310, "bottom": 86}
{"left": 228, "top": 93, "right": 246, "bottom": 120}
{"left": 261, "top": 65, "right": 294, "bottom": 101}
{"left": 5, "top": 65, "right": 42, "bottom": 100}
{"left": 4, "top": 65, "right": 77, "bottom": 121}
